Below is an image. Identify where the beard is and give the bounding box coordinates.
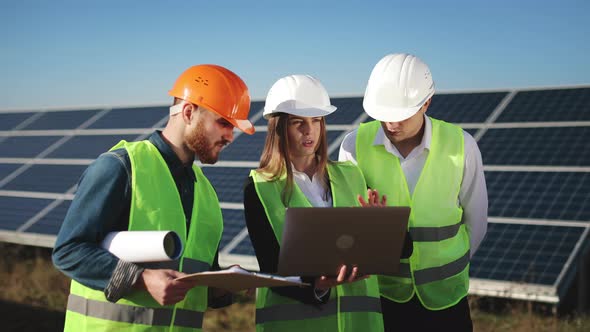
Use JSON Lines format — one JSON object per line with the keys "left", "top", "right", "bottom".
{"left": 186, "top": 121, "right": 225, "bottom": 164}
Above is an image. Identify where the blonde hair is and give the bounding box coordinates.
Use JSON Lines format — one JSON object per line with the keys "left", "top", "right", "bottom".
{"left": 257, "top": 113, "right": 331, "bottom": 204}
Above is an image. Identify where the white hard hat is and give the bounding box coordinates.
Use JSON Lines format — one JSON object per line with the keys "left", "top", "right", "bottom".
{"left": 263, "top": 74, "right": 337, "bottom": 119}
{"left": 363, "top": 53, "right": 435, "bottom": 122}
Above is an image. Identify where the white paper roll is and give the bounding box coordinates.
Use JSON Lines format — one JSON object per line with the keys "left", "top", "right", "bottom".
{"left": 101, "top": 231, "right": 183, "bottom": 262}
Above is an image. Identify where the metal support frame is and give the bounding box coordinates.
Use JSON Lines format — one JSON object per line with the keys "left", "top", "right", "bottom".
{"left": 578, "top": 241, "right": 590, "bottom": 312}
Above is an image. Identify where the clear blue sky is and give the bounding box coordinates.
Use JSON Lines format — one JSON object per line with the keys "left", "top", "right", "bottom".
{"left": 1, "top": 0, "right": 588, "bottom": 110}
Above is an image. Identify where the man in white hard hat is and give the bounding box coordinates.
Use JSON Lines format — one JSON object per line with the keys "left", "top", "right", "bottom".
{"left": 339, "top": 53, "right": 488, "bottom": 331}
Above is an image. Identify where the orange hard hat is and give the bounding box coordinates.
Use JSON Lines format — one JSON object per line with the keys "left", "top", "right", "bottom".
{"left": 169, "top": 64, "right": 254, "bottom": 135}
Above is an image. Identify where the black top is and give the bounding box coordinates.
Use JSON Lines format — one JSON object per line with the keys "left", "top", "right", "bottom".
{"left": 243, "top": 176, "right": 328, "bottom": 304}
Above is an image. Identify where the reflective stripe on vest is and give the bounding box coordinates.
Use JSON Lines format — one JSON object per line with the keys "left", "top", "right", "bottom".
{"left": 67, "top": 294, "right": 204, "bottom": 329}
{"left": 357, "top": 119, "right": 470, "bottom": 310}
{"left": 397, "top": 262, "right": 411, "bottom": 278}
{"left": 414, "top": 251, "right": 469, "bottom": 285}
{"left": 411, "top": 220, "right": 463, "bottom": 242}
{"left": 64, "top": 140, "right": 223, "bottom": 331}
{"left": 256, "top": 296, "right": 382, "bottom": 324}
{"left": 251, "top": 162, "right": 383, "bottom": 331}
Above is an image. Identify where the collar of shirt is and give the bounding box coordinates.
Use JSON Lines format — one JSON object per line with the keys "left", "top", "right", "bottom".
{"left": 291, "top": 164, "right": 332, "bottom": 207}
{"left": 149, "top": 131, "right": 196, "bottom": 182}
{"left": 373, "top": 114, "right": 432, "bottom": 161}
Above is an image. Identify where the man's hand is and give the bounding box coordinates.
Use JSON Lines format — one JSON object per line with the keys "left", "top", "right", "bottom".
{"left": 136, "top": 269, "right": 198, "bottom": 306}
{"left": 358, "top": 189, "right": 387, "bottom": 207}
{"left": 314, "top": 265, "right": 369, "bottom": 290}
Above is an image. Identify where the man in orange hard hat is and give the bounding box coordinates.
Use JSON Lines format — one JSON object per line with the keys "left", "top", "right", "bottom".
{"left": 53, "top": 64, "right": 255, "bottom": 331}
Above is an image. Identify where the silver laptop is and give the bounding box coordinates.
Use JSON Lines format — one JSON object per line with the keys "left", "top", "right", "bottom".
{"left": 277, "top": 206, "right": 410, "bottom": 277}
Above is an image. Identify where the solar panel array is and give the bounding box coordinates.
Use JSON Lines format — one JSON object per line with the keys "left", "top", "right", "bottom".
{"left": 1, "top": 86, "right": 588, "bottom": 305}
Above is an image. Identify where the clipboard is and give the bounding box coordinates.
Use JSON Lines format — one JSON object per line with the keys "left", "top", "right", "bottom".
{"left": 175, "top": 265, "right": 310, "bottom": 292}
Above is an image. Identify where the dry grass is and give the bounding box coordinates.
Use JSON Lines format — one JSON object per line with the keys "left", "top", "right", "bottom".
{"left": 471, "top": 305, "right": 589, "bottom": 332}
{"left": 1, "top": 242, "right": 588, "bottom": 332}
{"left": 203, "top": 300, "right": 255, "bottom": 332}
{"left": 202, "top": 300, "right": 590, "bottom": 332}
{"left": 0, "top": 243, "right": 70, "bottom": 311}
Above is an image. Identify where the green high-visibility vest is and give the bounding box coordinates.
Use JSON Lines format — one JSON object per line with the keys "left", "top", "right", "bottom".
{"left": 250, "top": 162, "right": 384, "bottom": 332}
{"left": 64, "top": 140, "right": 223, "bottom": 331}
{"left": 356, "top": 119, "right": 470, "bottom": 310}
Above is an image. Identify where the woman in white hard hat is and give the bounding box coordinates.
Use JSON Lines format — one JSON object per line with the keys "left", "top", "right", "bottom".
{"left": 243, "top": 74, "right": 386, "bottom": 331}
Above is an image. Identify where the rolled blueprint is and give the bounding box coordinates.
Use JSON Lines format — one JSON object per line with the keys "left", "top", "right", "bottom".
{"left": 101, "top": 231, "right": 183, "bottom": 262}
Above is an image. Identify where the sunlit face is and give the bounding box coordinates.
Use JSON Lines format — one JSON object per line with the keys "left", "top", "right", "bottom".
{"left": 286, "top": 115, "right": 322, "bottom": 159}
{"left": 380, "top": 107, "right": 426, "bottom": 144}
{"left": 185, "top": 106, "right": 234, "bottom": 164}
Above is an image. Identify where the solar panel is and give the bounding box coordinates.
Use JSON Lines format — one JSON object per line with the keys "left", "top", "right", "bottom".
{"left": 219, "top": 133, "right": 265, "bottom": 161}
{"left": 22, "top": 109, "right": 101, "bottom": 130}
{"left": 471, "top": 223, "right": 585, "bottom": 285}
{"left": 87, "top": 106, "right": 167, "bottom": 129}
{"left": 329, "top": 147, "right": 341, "bottom": 161}
{"left": 202, "top": 167, "right": 251, "bottom": 203}
{"left": 46, "top": 135, "right": 139, "bottom": 159}
{"left": 497, "top": 88, "right": 590, "bottom": 122}
{"left": 251, "top": 101, "right": 270, "bottom": 126}
{"left": 0, "top": 197, "right": 54, "bottom": 231}
{"left": 2, "top": 165, "right": 86, "bottom": 193}
{"left": 219, "top": 208, "right": 247, "bottom": 249}
{"left": 25, "top": 200, "right": 71, "bottom": 235}
{"left": 327, "top": 130, "right": 350, "bottom": 161}
{"left": 0, "top": 136, "right": 63, "bottom": 158}
{"left": 478, "top": 127, "right": 590, "bottom": 166}
{"left": 0, "top": 112, "right": 37, "bottom": 130}
{"left": 326, "top": 130, "right": 346, "bottom": 145}
{"left": 325, "top": 97, "right": 365, "bottom": 124}
{"left": 229, "top": 234, "right": 255, "bottom": 256}
{"left": 428, "top": 91, "right": 508, "bottom": 123}
{"left": 0, "top": 164, "right": 21, "bottom": 178}
{"left": 1, "top": 86, "right": 588, "bottom": 306}
{"left": 486, "top": 171, "right": 589, "bottom": 221}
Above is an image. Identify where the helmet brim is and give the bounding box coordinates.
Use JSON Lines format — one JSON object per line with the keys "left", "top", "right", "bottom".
{"left": 263, "top": 105, "right": 337, "bottom": 120}
{"left": 363, "top": 90, "right": 433, "bottom": 122}
{"left": 228, "top": 117, "right": 255, "bottom": 135}
{"left": 172, "top": 100, "right": 256, "bottom": 135}
{"left": 363, "top": 103, "right": 421, "bottom": 122}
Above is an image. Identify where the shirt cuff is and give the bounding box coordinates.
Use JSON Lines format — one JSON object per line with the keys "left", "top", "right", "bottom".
{"left": 104, "top": 260, "right": 144, "bottom": 303}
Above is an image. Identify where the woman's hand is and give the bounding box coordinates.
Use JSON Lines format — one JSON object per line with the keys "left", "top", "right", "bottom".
{"left": 358, "top": 189, "right": 387, "bottom": 207}
{"left": 314, "top": 265, "right": 369, "bottom": 290}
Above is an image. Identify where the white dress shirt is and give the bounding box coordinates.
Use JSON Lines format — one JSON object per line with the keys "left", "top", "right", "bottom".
{"left": 338, "top": 115, "right": 488, "bottom": 257}
{"left": 292, "top": 166, "right": 333, "bottom": 207}
{"left": 292, "top": 165, "right": 332, "bottom": 299}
